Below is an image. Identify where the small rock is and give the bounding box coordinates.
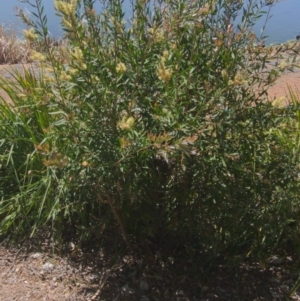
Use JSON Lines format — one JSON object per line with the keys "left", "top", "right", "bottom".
{"left": 42, "top": 262, "right": 54, "bottom": 273}
{"left": 31, "top": 253, "right": 41, "bottom": 259}
{"left": 280, "top": 284, "right": 290, "bottom": 292}
{"left": 122, "top": 283, "right": 131, "bottom": 293}
{"left": 168, "top": 257, "right": 175, "bottom": 264}
{"left": 269, "top": 256, "right": 284, "bottom": 266}
{"left": 140, "top": 280, "right": 149, "bottom": 291}
{"left": 270, "top": 289, "right": 281, "bottom": 298}
{"left": 201, "top": 286, "right": 209, "bottom": 293}
{"left": 67, "top": 242, "right": 76, "bottom": 252}
{"left": 140, "top": 296, "right": 150, "bottom": 301}
{"left": 176, "top": 290, "right": 185, "bottom": 296}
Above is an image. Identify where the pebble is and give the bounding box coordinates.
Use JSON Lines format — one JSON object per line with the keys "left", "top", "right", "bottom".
{"left": 42, "top": 262, "right": 54, "bottom": 273}
{"left": 31, "top": 253, "right": 41, "bottom": 259}
{"left": 140, "top": 280, "right": 149, "bottom": 291}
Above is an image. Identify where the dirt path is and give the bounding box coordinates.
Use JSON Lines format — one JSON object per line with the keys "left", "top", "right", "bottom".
{"left": 268, "top": 69, "right": 300, "bottom": 100}
{"left": 0, "top": 246, "right": 94, "bottom": 301}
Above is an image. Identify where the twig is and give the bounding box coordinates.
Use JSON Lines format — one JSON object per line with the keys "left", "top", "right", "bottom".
{"left": 96, "top": 189, "right": 133, "bottom": 250}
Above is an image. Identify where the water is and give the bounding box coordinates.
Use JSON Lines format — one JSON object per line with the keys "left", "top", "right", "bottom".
{"left": 0, "top": 0, "right": 299, "bottom": 44}
{"left": 251, "top": 0, "right": 300, "bottom": 44}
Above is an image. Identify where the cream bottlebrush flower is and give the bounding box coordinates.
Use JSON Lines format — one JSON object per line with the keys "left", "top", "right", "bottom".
{"left": 111, "top": 17, "right": 124, "bottom": 34}
{"left": 272, "top": 96, "right": 286, "bottom": 108}
{"left": 60, "top": 70, "right": 72, "bottom": 81}
{"left": 17, "top": 93, "right": 27, "bottom": 98}
{"left": 148, "top": 27, "right": 155, "bottom": 35}
{"left": 78, "top": 62, "right": 87, "bottom": 70}
{"left": 44, "top": 74, "right": 55, "bottom": 83}
{"left": 162, "top": 50, "right": 169, "bottom": 60}
{"left": 69, "top": 68, "right": 79, "bottom": 75}
{"left": 23, "top": 28, "right": 38, "bottom": 42}
{"left": 157, "top": 57, "right": 172, "bottom": 83}
{"left": 221, "top": 69, "right": 228, "bottom": 80}
{"left": 148, "top": 27, "right": 165, "bottom": 43}
{"left": 55, "top": 0, "right": 78, "bottom": 17}
{"left": 278, "top": 60, "right": 287, "bottom": 70}
{"left": 62, "top": 18, "right": 73, "bottom": 30}
{"left": 118, "top": 116, "right": 135, "bottom": 130}
{"left": 30, "top": 50, "right": 46, "bottom": 62}
{"left": 72, "top": 47, "right": 84, "bottom": 63}
{"left": 45, "top": 67, "right": 54, "bottom": 73}
{"left": 116, "top": 62, "right": 126, "bottom": 74}
{"left": 71, "top": 47, "right": 87, "bottom": 70}
{"left": 233, "top": 72, "right": 248, "bottom": 85}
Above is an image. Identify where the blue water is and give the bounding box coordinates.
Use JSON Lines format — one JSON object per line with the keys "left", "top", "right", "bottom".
{"left": 0, "top": 0, "right": 299, "bottom": 44}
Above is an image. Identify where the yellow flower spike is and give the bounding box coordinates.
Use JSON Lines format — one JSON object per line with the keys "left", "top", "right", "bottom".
{"left": 17, "top": 93, "right": 27, "bottom": 98}
{"left": 278, "top": 61, "right": 287, "bottom": 70}
{"left": 163, "top": 50, "right": 169, "bottom": 60}
{"left": 23, "top": 28, "right": 38, "bottom": 42}
{"left": 72, "top": 47, "right": 84, "bottom": 63}
{"left": 148, "top": 28, "right": 155, "bottom": 35}
{"left": 55, "top": 0, "right": 78, "bottom": 17}
{"left": 157, "top": 68, "right": 172, "bottom": 83}
{"left": 118, "top": 116, "right": 135, "bottom": 130}
{"left": 81, "top": 161, "right": 90, "bottom": 167}
{"left": 126, "top": 117, "right": 135, "bottom": 128}
{"left": 221, "top": 69, "right": 228, "bottom": 80}
{"left": 154, "top": 29, "right": 164, "bottom": 43}
{"left": 44, "top": 75, "right": 55, "bottom": 83}
{"left": 60, "top": 70, "right": 72, "bottom": 81}
{"left": 119, "top": 137, "right": 131, "bottom": 148}
{"left": 157, "top": 58, "right": 172, "bottom": 83}
{"left": 116, "top": 62, "right": 126, "bottom": 74}
{"left": 148, "top": 27, "right": 164, "bottom": 43}
{"left": 45, "top": 67, "right": 54, "bottom": 73}
{"left": 170, "top": 43, "right": 176, "bottom": 50}
{"left": 30, "top": 50, "right": 46, "bottom": 62}
{"left": 34, "top": 88, "right": 44, "bottom": 93}
{"left": 68, "top": 68, "right": 78, "bottom": 76}
{"left": 54, "top": 1, "right": 64, "bottom": 13}
{"left": 62, "top": 18, "right": 73, "bottom": 30}
{"left": 78, "top": 62, "right": 87, "bottom": 70}
{"left": 272, "top": 96, "right": 286, "bottom": 108}
{"left": 233, "top": 72, "right": 248, "bottom": 85}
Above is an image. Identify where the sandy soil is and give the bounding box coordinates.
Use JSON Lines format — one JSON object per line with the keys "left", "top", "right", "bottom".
{"left": 267, "top": 69, "right": 300, "bottom": 100}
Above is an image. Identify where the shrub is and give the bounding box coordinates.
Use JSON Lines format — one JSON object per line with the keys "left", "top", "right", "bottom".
{"left": 0, "top": 0, "right": 299, "bottom": 260}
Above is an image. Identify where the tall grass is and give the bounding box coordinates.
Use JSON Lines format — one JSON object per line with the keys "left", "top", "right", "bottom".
{"left": 0, "top": 0, "right": 299, "bottom": 263}
{"left": 0, "top": 25, "right": 32, "bottom": 64}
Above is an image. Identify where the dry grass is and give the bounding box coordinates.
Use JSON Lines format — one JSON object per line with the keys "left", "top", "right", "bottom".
{"left": 0, "top": 24, "right": 32, "bottom": 64}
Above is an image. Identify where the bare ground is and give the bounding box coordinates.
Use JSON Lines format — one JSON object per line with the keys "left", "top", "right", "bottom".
{"left": 1, "top": 240, "right": 300, "bottom": 301}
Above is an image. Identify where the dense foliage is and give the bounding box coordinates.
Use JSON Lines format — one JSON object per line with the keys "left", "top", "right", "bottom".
{"left": 0, "top": 0, "right": 299, "bottom": 261}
